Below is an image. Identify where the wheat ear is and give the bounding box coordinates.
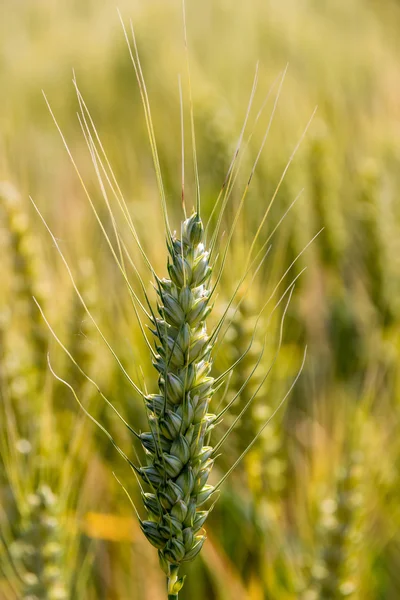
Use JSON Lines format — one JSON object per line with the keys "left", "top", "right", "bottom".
{"left": 137, "top": 213, "right": 214, "bottom": 598}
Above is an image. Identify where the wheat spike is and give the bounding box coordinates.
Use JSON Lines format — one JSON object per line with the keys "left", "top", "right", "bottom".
{"left": 137, "top": 213, "right": 215, "bottom": 598}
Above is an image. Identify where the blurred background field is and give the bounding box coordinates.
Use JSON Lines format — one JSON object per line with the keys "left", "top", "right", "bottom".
{"left": 1, "top": 0, "right": 400, "bottom": 598}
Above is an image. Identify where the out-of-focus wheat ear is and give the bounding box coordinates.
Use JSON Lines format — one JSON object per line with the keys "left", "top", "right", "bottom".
{"left": 205, "top": 65, "right": 290, "bottom": 251}
{"left": 223, "top": 296, "right": 287, "bottom": 501}
{"left": 0, "top": 182, "right": 48, "bottom": 371}
{"left": 10, "top": 485, "right": 69, "bottom": 600}
{"left": 302, "top": 452, "right": 364, "bottom": 600}
{"left": 0, "top": 304, "right": 44, "bottom": 449}
{"left": 212, "top": 285, "right": 295, "bottom": 454}
{"left": 0, "top": 321, "right": 29, "bottom": 504}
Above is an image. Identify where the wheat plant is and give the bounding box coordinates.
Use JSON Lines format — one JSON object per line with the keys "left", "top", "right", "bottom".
{"left": 24, "top": 6, "right": 320, "bottom": 598}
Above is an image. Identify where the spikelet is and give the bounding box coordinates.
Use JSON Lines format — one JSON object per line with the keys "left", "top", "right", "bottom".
{"left": 138, "top": 213, "right": 215, "bottom": 597}
{"left": 11, "top": 485, "right": 69, "bottom": 600}
{"left": 0, "top": 182, "right": 48, "bottom": 370}
{"left": 303, "top": 453, "right": 363, "bottom": 600}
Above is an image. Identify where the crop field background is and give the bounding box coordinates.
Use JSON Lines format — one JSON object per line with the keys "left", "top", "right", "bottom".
{"left": 1, "top": 0, "right": 400, "bottom": 598}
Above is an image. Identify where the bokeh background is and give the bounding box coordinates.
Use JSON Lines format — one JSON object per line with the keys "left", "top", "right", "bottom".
{"left": 1, "top": 0, "right": 400, "bottom": 598}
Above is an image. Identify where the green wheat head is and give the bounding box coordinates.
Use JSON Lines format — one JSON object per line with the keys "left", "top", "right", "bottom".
{"left": 138, "top": 213, "right": 215, "bottom": 596}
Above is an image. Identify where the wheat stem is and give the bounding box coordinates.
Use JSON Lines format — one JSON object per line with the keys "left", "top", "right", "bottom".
{"left": 167, "top": 564, "right": 180, "bottom": 599}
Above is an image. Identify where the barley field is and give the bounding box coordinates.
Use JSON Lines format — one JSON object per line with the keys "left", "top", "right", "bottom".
{"left": 1, "top": 1, "right": 400, "bottom": 598}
